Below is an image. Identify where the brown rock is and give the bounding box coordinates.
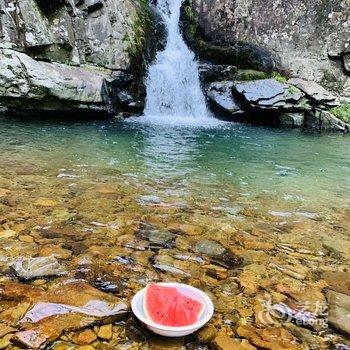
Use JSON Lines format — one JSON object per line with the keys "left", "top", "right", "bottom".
{"left": 212, "top": 334, "right": 250, "bottom": 350}
{"left": 39, "top": 244, "right": 72, "bottom": 259}
{"left": 72, "top": 329, "right": 97, "bottom": 345}
{"left": 149, "top": 337, "right": 184, "bottom": 349}
{"left": 0, "top": 188, "right": 10, "bottom": 197}
{"left": 18, "top": 235, "right": 34, "bottom": 243}
{"left": 322, "top": 271, "right": 350, "bottom": 296}
{"left": 97, "top": 324, "right": 113, "bottom": 340}
{"left": 34, "top": 198, "right": 57, "bottom": 207}
{"left": 1, "top": 280, "right": 128, "bottom": 348}
{"left": 195, "top": 325, "right": 217, "bottom": 343}
{"left": 236, "top": 325, "right": 301, "bottom": 350}
{"left": 0, "top": 229, "right": 17, "bottom": 239}
{"left": 327, "top": 290, "right": 350, "bottom": 334}
{"left": 0, "top": 334, "right": 13, "bottom": 349}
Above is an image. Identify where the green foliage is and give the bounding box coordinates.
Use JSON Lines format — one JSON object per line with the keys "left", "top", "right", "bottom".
{"left": 297, "top": 98, "right": 312, "bottom": 110}
{"left": 234, "top": 69, "right": 268, "bottom": 81}
{"left": 287, "top": 85, "right": 300, "bottom": 94}
{"left": 271, "top": 72, "right": 288, "bottom": 83}
{"left": 124, "top": 0, "right": 152, "bottom": 68}
{"left": 331, "top": 102, "right": 350, "bottom": 123}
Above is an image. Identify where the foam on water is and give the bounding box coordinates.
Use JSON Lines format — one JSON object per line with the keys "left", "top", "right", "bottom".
{"left": 135, "top": 0, "right": 219, "bottom": 127}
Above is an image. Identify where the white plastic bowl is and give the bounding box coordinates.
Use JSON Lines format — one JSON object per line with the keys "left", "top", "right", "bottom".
{"left": 131, "top": 282, "right": 214, "bottom": 337}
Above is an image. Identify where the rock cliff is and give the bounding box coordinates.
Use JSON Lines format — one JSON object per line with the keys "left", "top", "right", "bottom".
{"left": 0, "top": 0, "right": 151, "bottom": 115}
{"left": 182, "top": 0, "right": 350, "bottom": 98}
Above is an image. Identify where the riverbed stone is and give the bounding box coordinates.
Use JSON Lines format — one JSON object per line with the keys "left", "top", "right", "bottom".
{"left": 236, "top": 325, "right": 300, "bottom": 350}
{"left": 10, "top": 256, "right": 67, "bottom": 280}
{"left": 3, "top": 279, "right": 129, "bottom": 348}
{"left": 195, "top": 325, "right": 217, "bottom": 343}
{"left": 327, "top": 290, "right": 350, "bottom": 334}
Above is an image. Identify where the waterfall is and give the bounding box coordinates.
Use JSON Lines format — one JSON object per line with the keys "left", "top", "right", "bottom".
{"left": 141, "top": 0, "right": 216, "bottom": 125}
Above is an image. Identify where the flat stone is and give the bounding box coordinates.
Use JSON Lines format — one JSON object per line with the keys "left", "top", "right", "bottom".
{"left": 10, "top": 256, "right": 67, "bottom": 280}
{"left": 236, "top": 325, "right": 300, "bottom": 350}
{"left": 288, "top": 78, "right": 338, "bottom": 105}
{"left": 234, "top": 78, "right": 287, "bottom": 103}
{"left": 97, "top": 324, "right": 113, "bottom": 340}
{"left": 137, "top": 223, "right": 176, "bottom": 249}
{"left": 207, "top": 81, "right": 244, "bottom": 115}
{"left": 193, "top": 239, "right": 242, "bottom": 268}
{"left": 194, "top": 240, "right": 227, "bottom": 256}
{"left": 327, "top": 290, "right": 350, "bottom": 334}
{"left": 149, "top": 337, "right": 184, "bottom": 349}
{"left": 4, "top": 280, "right": 129, "bottom": 348}
{"left": 72, "top": 329, "right": 97, "bottom": 345}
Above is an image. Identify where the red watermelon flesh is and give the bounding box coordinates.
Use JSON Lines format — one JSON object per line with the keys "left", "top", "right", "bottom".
{"left": 144, "top": 284, "right": 205, "bottom": 326}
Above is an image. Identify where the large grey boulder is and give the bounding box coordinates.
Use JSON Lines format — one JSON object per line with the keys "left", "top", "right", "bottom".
{"left": 0, "top": 48, "right": 112, "bottom": 113}
{"left": 233, "top": 78, "right": 304, "bottom": 111}
{"left": 206, "top": 81, "right": 244, "bottom": 117}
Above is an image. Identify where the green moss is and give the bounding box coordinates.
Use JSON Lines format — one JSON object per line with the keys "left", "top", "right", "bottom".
{"left": 271, "top": 72, "right": 288, "bottom": 83}
{"left": 124, "top": 0, "right": 153, "bottom": 70}
{"left": 331, "top": 102, "right": 350, "bottom": 123}
{"left": 296, "top": 98, "right": 312, "bottom": 111}
{"left": 234, "top": 69, "right": 268, "bottom": 81}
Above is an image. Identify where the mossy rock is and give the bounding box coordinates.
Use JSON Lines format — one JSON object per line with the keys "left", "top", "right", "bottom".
{"left": 233, "top": 69, "right": 268, "bottom": 81}
{"left": 331, "top": 102, "right": 350, "bottom": 123}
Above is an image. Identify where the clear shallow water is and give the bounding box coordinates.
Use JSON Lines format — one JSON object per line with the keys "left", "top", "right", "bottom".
{"left": 1, "top": 115, "right": 350, "bottom": 349}
{"left": 0, "top": 116, "right": 349, "bottom": 213}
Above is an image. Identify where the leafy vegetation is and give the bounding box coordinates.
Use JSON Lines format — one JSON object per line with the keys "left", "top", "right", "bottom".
{"left": 271, "top": 72, "right": 288, "bottom": 83}
{"left": 331, "top": 102, "right": 350, "bottom": 123}
{"left": 124, "top": 0, "right": 153, "bottom": 69}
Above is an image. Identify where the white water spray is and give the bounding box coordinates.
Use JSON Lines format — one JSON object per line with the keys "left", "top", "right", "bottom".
{"left": 142, "top": 0, "right": 216, "bottom": 125}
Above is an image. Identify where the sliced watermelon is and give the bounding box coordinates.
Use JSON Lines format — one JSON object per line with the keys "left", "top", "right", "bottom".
{"left": 143, "top": 283, "right": 205, "bottom": 326}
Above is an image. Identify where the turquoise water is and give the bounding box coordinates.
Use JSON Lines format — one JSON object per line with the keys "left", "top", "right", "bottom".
{"left": 0, "top": 115, "right": 349, "bottom": 214}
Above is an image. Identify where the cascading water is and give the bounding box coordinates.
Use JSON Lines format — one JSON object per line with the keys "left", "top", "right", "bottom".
{"left": 141, "top": 0, "right": 217, "bottom": 125}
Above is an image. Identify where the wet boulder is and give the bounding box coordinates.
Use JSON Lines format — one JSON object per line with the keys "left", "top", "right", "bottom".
{"left": 206, "top": 81, "right": 245, "bottom": 119}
